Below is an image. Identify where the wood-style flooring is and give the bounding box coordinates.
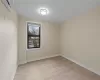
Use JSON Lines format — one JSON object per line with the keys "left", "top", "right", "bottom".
{"left": 14, "top": 56, "right": 100, "bottom": 80}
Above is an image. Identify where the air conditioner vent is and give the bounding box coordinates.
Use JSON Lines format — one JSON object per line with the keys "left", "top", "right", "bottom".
{"left": 6, "top": 0, "right": 10, "bottom": 6}
{"left": 1, "top": 0, "right": 11, "bottom": 11}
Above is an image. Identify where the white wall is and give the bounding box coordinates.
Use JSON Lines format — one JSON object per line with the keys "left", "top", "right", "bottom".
{"left": 18, "top": 15, "right": 60, "bottom": 64}
{"left": 60, "top": 6, "right": 100, "bottom": 75}
{"left": 0, "top": 1, "right": 18, "bottom": 80}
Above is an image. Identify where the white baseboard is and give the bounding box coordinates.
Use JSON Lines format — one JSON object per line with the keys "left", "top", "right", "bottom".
{"left": 18, "top": 61, "right": 27, "bottom": 65}
{"left": 19, "top": 54, "right": 60, "bottom": 65}
{"left": 61, "top": 55, "right": 100, "bottom": 76}
{"left": 12, "top": 65, "right": 18, "bottom": 80}
{"left": 27, "top": 54, "right": 60, "bottom": 63}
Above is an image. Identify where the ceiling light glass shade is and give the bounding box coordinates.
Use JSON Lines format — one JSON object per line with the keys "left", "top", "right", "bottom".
{"left": 38, "top": 8, "right": 49, "bottom": 15}
{"left": 40, "top": 9, "right": 47, "bottom": 15}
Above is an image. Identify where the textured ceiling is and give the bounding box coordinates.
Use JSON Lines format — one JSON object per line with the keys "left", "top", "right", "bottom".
{"left": 10, "top": 0, "right": 100, "bottom": 23}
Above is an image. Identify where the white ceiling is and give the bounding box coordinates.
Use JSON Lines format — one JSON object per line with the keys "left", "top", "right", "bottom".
{"left": 10, "top": 0, "right": 100, "bottom": 23}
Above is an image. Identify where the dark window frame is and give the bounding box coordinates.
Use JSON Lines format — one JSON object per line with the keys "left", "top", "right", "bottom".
{"left": 27, "top": 22, "right": 41, "bottom": 49}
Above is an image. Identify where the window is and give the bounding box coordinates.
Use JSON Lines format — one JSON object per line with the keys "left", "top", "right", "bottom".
{"left": 27, "top": 22, "right": 41, "bottom": 49}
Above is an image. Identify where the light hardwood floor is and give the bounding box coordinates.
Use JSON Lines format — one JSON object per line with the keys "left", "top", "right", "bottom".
{"left": 14, "top": 56, "right": 100, "bottom": 80}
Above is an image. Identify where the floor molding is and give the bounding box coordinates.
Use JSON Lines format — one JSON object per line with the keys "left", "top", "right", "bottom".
{"left": 19, "top": 54, "right": 60, "bottom": 65}
{"left": 27, "top": 54, "right": 60, "bottom": 63}
{"left": 61, "top": 55, "right": 100, "bottom": 76}
{"left": 18, "top": 61, "right": 27, "bottom": 65}
{"left": 12, "top": 65, "right": 18, "bottom": 80}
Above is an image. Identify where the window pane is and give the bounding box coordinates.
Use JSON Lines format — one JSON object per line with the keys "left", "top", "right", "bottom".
{"left": 27, "top": 22, "right": 40, "bottom": 49}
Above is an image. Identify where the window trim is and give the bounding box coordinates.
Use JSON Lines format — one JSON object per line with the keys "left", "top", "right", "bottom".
{"left": 27, "top": 21, "right": 41, "bottom": 49}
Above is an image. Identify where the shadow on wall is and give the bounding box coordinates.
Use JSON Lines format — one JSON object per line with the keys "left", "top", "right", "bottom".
{"left": 0, "top": 20, "right": 17, "bottom": 80}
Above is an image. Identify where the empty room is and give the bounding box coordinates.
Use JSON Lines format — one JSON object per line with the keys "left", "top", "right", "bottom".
{"left": 0, "top": 0, "right": 100, "bottom": 80}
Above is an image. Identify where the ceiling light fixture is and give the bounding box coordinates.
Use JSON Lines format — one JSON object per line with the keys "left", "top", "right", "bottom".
{"left": 38, "top": 8, "right": 49, "bottom": 16}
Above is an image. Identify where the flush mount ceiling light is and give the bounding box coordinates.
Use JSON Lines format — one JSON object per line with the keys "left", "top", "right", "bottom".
{"left": 38, "top": 8, "right": 49, "bottom": 16}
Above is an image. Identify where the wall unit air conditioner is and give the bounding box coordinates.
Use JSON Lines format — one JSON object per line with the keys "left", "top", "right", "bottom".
{"left": 1, "top": 0, "right": 11, "bottom": 11}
